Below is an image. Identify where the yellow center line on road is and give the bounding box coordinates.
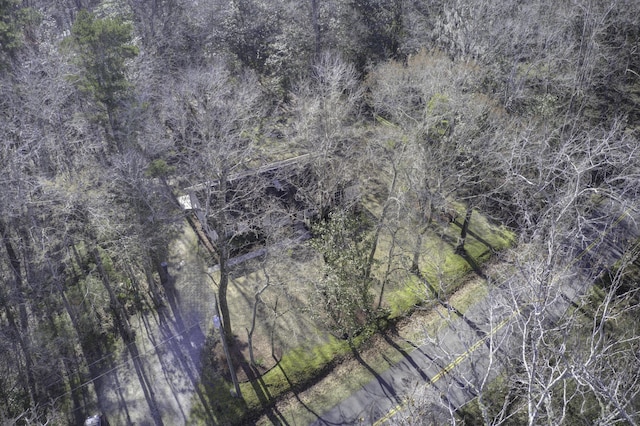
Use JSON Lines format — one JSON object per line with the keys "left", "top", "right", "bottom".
{"left": 373, "top": 206, "right": 634, "bottom": 425}
{"left": 372, "top": 310, "right": 518, "bottom": 426}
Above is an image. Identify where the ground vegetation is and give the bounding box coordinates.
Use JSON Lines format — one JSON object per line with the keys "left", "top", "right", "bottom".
{"left": 0, "top": 0, "right": 638, "bottom": 424}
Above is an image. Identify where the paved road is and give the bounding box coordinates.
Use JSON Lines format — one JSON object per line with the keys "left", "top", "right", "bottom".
{"left": 308, "top": 284, "right": 516, "bottom": 425}
{"left": 310, "top": 204, "right": 639, "bottom": 425}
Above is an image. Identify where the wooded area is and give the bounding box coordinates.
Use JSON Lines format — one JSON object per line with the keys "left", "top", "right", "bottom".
{"left": 1, "top": 0, "right": 639, "bottom": 424}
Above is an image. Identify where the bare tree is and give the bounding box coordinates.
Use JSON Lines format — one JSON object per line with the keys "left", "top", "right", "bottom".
{"left": 367, "top": 50, "right": 507, "bottom": 260}
{"left": 288, "top": 52, "right": 364, "bottom": 219}
{"left": 162, "top": 63, "right": 266, "bottom": 343}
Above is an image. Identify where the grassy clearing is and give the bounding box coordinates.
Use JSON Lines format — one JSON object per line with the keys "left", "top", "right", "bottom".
{"left": 382, "top": 211, "right": 514, "bottom": 319}
{"left": 186, "top": 208, "right": 513, "bottom": 424}
{"left": 264, "top": 273, "right": 492, "bottom": 425}
{"left": 241, "top": 337, "right": 348, "bottom": 410}
{"left": 186, "top": 198, "right": 515, "bottom": 424}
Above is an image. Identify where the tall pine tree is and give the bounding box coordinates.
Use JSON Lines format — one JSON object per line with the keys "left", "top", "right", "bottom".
{"left": 64, "top": 10, "right": 138, "bottom": 149}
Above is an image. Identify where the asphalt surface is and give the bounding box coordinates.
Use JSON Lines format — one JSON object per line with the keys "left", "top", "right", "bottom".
{"left": 309, "top": 204, "right": 639, "bottom": 426}
{"left": 308, "top": 286, "right": 516, "bottom": 425}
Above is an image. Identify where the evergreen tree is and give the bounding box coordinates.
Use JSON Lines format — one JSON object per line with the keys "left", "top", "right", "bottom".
{"left": 310, "top": 211, "right": 378, "bottom": 339}
{"left": 0, "top": 0, "right": 37, "bottom": 69}
{"left": 64, "top": 10, "right": 138, "bottom": 146}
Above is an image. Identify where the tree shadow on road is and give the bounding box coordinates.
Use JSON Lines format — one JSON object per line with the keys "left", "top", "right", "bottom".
{"left": 404, "top": 264, "right": 495, "bottom": 355}
{"left": 382, "top": 329, "right": 428, "bottom": 381}
{"left": 442, "top": 301, "right": 492, "bottom": 350}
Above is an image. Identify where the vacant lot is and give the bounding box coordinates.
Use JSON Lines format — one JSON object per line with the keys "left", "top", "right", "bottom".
{"left": 184, "top": 199, "right": 513, "bottom": 424}
{"left": 70, "top": 196, "right": 511, "bottom": 426}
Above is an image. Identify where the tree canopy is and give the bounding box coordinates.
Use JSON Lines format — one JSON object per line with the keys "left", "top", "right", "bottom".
{"left": 64, "top": 10, "right": 138, "bottom": 110}
{"left": 0, "top": 0, "right": 638, "bottom": 424}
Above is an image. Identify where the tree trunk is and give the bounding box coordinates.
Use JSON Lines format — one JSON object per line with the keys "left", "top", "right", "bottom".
{"left": 411, "top": 234, "right": 421, "bottom": 274}
{"left": 0, "top": 221, "right": 39, "bottom": 406}
{"left": 456, "top": 207, "right": 473, "bottom": 254}
{"left": 213, "top": 291, "right": 242, "bottom": 398}
{"left": 365, "top": 163, "right": 398, "bottom": 280}
{"left": 197, "top": 164, "right": 241, "bottom": 394}
{"left": 247, "top": 281, "right": 269, "bottom": 366}
{"left": 92, "top": 247, "right": 134, "bottom": 342}
{"left": 217, "top": 243, "right": 233, "bottom": 342}
{"left": 378, "top": 226, "right": 399, "bottom": 310}
{"left": 145, "top": 261, "right": 164, "bottom": 308}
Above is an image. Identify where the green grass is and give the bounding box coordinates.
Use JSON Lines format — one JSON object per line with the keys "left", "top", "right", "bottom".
{"left": 192, "top": 332, "right": 389, "bottom": 424}
{"left": 271, "top": 277, "right": 493, "bottom": 425}
{"left": 259, "top": 217, "right": 511, "bottom": 424}
{"left": 189, "top": 377, "right": 248, "bottom": 425}
{"left": 188, "top": 207, "right": 516, "bottom": 424}
{"left": 387, "top": 274, "right": 425, "bottom": 318}
{"left": 241, "top": 337, "right": 349, "bottom": 410}
{"left": 385, "top": 211, "right": 514, "bottom": 319}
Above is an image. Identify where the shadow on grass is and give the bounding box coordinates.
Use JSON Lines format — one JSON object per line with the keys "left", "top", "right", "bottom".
{"left": 410, "top": 265, "right": 441, "bottom": 299}
{"left": 452, "top": 220, "right": 497, "bottom": 251}
{"left": 455, "top": 248, "right": 487, "bottom": 279}
{"left": 251, "top": 369, "right": 291, "bottom": 426}
{"left": 349, "top": 343, "right": 401, "bottom": 405}
{"left": 192, "top": 334, "right": 247, "bottom": 424}
{"left": 273, "top": 356, "right": 323, "bottom": 424}
{"left": 228, "top": 338, "right": 291, "bottom": 425}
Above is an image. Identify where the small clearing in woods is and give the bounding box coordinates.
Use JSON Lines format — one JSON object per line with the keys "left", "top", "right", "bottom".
{"left": 254, "top": 261, "right": 508, "bottom": 425}
{"left": 181, "top": 194, "right": 513, "bottom": 424}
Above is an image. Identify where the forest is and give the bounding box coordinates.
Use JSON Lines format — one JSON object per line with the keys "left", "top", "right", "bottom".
{"left": 1, "top": 0, "right": 639, "bottom": 424}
